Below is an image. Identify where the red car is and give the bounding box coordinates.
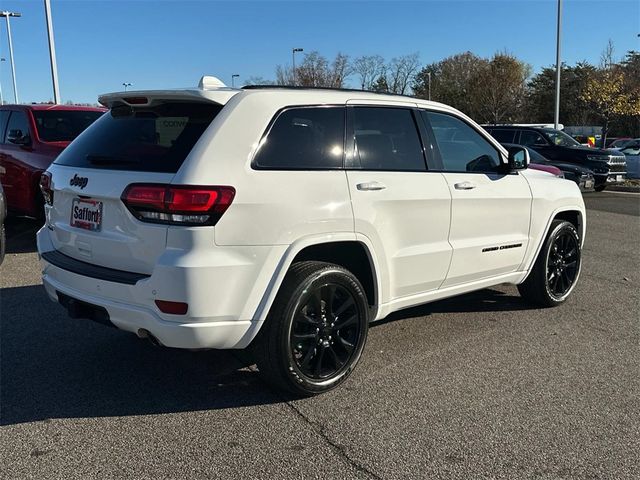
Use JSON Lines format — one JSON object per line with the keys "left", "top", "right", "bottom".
{"left": 0, "top": 104, "right": 105, "bottom": 218}
{"left": 529, "top": 162, "right": 563, "bottom": 177}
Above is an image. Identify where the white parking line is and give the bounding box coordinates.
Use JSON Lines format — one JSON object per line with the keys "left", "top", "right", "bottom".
{"left": 605, "top": 190, "right": 640, "bottom": 196}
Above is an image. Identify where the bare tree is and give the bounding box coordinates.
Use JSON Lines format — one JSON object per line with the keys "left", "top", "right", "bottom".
{"left": 353, "top": 55, "right": 386, "bottom": 90}
{"left": 243, "top": 76, "right": 274, "bottom": 86}
{"left": 600, "top": 39, "right": 616, "bottom": 70}
{"left": 275, "top": 65, "right": 294, "bottom": 86}
{"left": 328, "top": 53, "right": 351, "bottom": 88}
{"left": 386, "top": 52, "right": 420, "bottom": 94}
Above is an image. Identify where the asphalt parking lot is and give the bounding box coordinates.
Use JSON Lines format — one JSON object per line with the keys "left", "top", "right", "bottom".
{"left": 1, "top": 191, "right": 638, "bottom": 479}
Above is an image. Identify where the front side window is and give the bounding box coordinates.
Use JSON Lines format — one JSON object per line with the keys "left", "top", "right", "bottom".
{"left": 351, "top": 107, "right": 425, "bottom": 171}
{"left": 253, "top": 107, "right": 344, "bottom": 169}
{"left": 542, "top": 129, "right": 581, "bottom": 147}
{"left": 520, "top": 130, "right": 547, "bottom": 147}
{"left": 5, "top": 111, "right": 31, "bottom": 144}
{"left": 33, "top": 110, "right": 103, "bottom": 142}
{"left": 423, "top": 111, "right": 501, "bottom": 172}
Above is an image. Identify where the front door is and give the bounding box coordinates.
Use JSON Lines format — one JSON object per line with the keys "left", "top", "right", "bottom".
{"left": 421, "top": 110, "right": 532, "bottom": 287}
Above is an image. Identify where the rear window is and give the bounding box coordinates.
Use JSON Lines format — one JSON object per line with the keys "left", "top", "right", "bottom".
{"left": 33, "top": 110, "right": 104, "bottom": 142}
{"left": 54, "top": 102, "right": 222, "bottom": 173}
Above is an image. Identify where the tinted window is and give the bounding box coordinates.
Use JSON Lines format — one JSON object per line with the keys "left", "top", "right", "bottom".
{"left": 423, "top": 112, "right": 501, "bottom": 172}
{"left": 33, "top": 110, "right": 103, "bottom": 142}
{"left": 351, "top": 107, "right": 425, "bottom": 171}
{"left": 253, "top": 107, "right": 344, "bottom": 169}
{"left": 5, "top": 111, "right": 31, "bottom": 144}
{"left": 0, "top": 111, "right": 9, "bottom": 142}
{"left": 542, "top": 129, "right": 580, "bottom": 147}
{"left": 488, "top": 129, "right": 516, "bottom": 143}
{"left": 54, "top": 102, "right": 221, "bottom": 173}
{"left": 520, "top": 130, "right": 547, "bottom": 147}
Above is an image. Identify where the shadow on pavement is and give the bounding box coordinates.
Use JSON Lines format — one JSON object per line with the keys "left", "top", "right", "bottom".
{"left": 4, "top": 217, "right": 42, "bottom": 254}
{"left": 1, "top": 283, "right": 533, "bottom": 426}
{"left": 0, "top": 284, "right": 280, "bottom": 426}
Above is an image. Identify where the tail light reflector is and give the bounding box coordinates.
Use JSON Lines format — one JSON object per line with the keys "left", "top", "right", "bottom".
{"left": 155, "top": 300, "right": 188, "bottom": 315}
{"left": 40, "top": 172, "right": 54, "bottom": 205}
{"left": 121, "top": 184, "right": 235, "bottom": 226}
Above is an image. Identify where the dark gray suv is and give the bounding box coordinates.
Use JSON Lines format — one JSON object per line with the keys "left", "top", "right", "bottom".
{"left": 0, "top": 182, "right": 5, "bottom": 265}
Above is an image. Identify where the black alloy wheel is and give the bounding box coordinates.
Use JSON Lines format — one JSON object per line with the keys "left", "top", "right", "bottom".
{"left": 545, "top": 229, "right": 580, "bottom": 300}
{"left": 518, "top": 219, "right": 582, "bottom": 307}
{"left": 253, "top": 261, "right": 369, "bottom": 395}
{"left": 289, "top": 283, "right": 360, "bottom": 380}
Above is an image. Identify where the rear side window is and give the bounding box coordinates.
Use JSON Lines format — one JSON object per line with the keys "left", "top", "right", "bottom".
{"left": 54, "top": 102, "right": 222, "bottom": 173}
{"left": 520, "top": 130, "right": 547, "bottom": 147}
{"left": 350, "top": 107, "right": 425, "bottom": 171}
{"left": 423, "top": 111, "right": 501, "bottom": 173}
{"left": 253, "top": 107, "right": 344, "bottom": 169}
{"left": 33, "top": 110, "right": 103, "bottom": 142}
{"left": 488, "top": 129, "right": 517, "bottom": 143}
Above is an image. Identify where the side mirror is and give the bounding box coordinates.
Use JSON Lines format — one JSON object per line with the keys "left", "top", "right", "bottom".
{"left": 507, "top": 146, "right": 530, "bottom": 171}
{"left": 7, "top": 129, "right": 31, "bottom": 146}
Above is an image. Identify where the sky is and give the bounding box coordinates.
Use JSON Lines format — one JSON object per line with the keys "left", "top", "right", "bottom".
{"left": 0, "top": 0, "right": 638, "bottom": 104}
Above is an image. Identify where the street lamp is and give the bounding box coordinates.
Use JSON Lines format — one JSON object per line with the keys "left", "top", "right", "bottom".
{"left": 292, "top": 47, "right": 303, "bottom": 86}
{"left": 0, "top": 58, "right": 5, "bottom": 105}
{"left": 231, "top": 74, "right": 240, "bottom": 88}
{"left": 122, "top": 82, "right": 132, "bottom": 91}
{"left": 427, "top": 72, "right": 432, "bottom": 101}
{"left": 553, "top": 0, "right": 563, "bottom": 130}
{"left": 44, "top": 0, "right": 61, "bottom": 104}
{"left": 0, "top": 11, "right": 21, "bottom": 103}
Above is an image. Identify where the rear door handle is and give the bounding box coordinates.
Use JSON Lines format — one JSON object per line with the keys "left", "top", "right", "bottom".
{"left": 454, "top": 181, "right": 476, "bottom": 190}
{"left": 356, "top": 181, "right": 386, "bottom": 191}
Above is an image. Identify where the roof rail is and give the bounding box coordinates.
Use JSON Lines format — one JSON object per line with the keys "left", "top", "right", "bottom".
{"left": 241, "top": 84, "right": 416, "bottom": 99}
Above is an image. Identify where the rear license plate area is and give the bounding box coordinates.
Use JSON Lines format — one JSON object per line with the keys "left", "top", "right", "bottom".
{"left": 70, "top": 198, "right": 103, "bottom": 231}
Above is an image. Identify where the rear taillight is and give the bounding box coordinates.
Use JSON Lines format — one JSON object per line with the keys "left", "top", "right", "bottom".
{"left": 121, "top": 184, "right": 235, "bottom": 226}
{"left": 40, "top": 172, "right": 53, "bottom": 205}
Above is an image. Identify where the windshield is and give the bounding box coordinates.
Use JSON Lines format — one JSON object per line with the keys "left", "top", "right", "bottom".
{"left": 542, "top": 129, "right": 581, "bottom": 148}
{"left": 33, "top": 110, "right": 104, "bottom": 142}
{"left": 53, "top": 102, "right": 222, "bottom": 173}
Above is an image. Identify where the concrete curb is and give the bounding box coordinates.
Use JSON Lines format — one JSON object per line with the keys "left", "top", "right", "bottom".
{"left": 607, "top": 185, "right": 640, "bottom": 193}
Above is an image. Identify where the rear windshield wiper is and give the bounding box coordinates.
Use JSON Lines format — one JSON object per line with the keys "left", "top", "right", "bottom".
{"left": 87, "top": 155, "right": 140, "bottom": 166}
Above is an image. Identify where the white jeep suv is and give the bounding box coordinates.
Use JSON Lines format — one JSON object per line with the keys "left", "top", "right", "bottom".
{"left": 37, "top": 77, "right": 586, "bottom": 395}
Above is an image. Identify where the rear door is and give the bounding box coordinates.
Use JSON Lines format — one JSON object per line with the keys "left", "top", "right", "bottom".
{"left": 46, "top": 100, "right": 223, "bottom": 274}
{"left": 346, "top": 104, "right": 452, "bottom": 300}
{"left": 421, "top": 111, "right": 531, "bottom": 287}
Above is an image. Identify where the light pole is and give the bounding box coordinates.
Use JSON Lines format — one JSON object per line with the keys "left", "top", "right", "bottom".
{"left": 292, "top": 47, "right": 303, "bottom": 86}
{"left": 231, "top": 74, "right": 239, "bottom": 88}
{"left": 122, "top": 82, "right": 132, "bottom": 91}
{"left": 0, "top": 11, "right": 21, "bottom": 103}
{"left": 553, "top": 0, "right": 563, "bottom": 130}
{"left": 427, "top": 72, "right": 431, "bottom": 101}
{"left": 44, "top": 0, "right": 61, "bottom": 104}
{"left": 0, "top": 58, "right": 5, "bottom": 105}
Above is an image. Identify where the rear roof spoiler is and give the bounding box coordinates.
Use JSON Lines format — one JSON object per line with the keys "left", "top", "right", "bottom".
{"left": 98, "top": 76, "right": 240, "bottom": 108}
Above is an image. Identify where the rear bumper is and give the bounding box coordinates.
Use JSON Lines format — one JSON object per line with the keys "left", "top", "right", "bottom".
{"left": 37, "top": 226, "right": 286, "bottom": 349}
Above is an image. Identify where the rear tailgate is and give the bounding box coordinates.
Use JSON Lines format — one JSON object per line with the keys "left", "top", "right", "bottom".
{"left": 44, "top": 99, "right": 224, "bottom": 275}
{"left": 47, "top": 165, "right": 173, "bottom": 275}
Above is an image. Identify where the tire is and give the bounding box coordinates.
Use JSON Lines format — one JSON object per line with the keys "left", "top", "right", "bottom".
{"left": 252, "top": 261, "right": 369, "bottom": 396}
{"left": 518, "top": 220, "right": 582, "bottom": 307}
{"left": 594, "top": 185, "right": 606, "bottom": 192}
